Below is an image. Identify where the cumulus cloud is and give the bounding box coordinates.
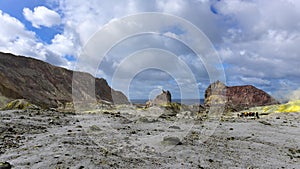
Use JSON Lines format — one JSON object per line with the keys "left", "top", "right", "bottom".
{"left": 156, "top": 0, "right": 185, "bottom": 14}
{"left": 23, "top": 6, "right": 61, "bottom": 28}
{"left": 0, "top": 10, "right": 34, "bottom": 42}
{"left": 212, "top": 0, "right": 300, "bottom": 96}
{"left": 0, "top": 10, "right": 71, "bottom": 69}
{"left": 47, "top": 34, "right": 77, "bottom": 57}
{"left": 0, "top": 10, "right": 41, "bottom": 57}
{"left": 1, "top": 0, "right": 300, "bottom": 99}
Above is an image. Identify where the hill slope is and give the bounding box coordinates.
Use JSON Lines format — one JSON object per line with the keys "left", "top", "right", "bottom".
{"left": 0, "top": 52, "right": 129, "bottom": 108}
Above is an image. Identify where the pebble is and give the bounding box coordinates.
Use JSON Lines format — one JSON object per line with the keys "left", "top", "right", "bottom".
{"left": 130, "top": 131, "right": 137, "bottom": 134}
{"left": 259, "top": 121, "right": 271, "bottom": 125}
{"left": 169, "top": 126, "right": 181, "bottom": 130}
{"left": 89, "top": 125, "right": 101, "bottom": 131}
{"left": 162, "top": 136, "right": 182, "bottom": 145}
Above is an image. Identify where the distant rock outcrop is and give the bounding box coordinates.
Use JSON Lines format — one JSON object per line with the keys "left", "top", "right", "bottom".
{"left": 0, "top": 52, "right": 129, "bottom": 108}
{"left": 146, "top": 90, "right": 171, "bottom": 107}
{"left": 205, "top": 81, "right": 279, "bottom": 111}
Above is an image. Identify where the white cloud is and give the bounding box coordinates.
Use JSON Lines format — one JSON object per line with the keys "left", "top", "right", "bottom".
{"left": 156, "top": 0, "right": 185, "bottom": 13}
{"left": 0, "top": 10, "right": 72, "bottom": 69}
{"left": 240, "top": 77, "right": 271, "bottom": 86}
{"left": 51, "top": 1, "right": 250, "bottom": 98}
{"left": 57, "top": 0, "right": 134, "bottom": 45}
{"left": 0, "top": 10, "right": 41, "bottom": 58}
{"left": 47, "top": 34, "right": 77, "bottom": 57}
{"left": 1, "top": 0, "right": 300, "bottom": 99}
{"left": 23, "top": 6, "right": 61, "bottom": 28}
{"left": 213, "top": 0, "right": 300, "bottom": 96}
{"left": 0, "top": 10, "right": 35, "bottom": 45}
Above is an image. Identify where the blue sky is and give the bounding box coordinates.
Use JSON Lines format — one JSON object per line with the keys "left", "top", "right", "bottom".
{"left": 0, "top": 0, "right": 61, "bottom": 43}
{"left": 0, "top": 0, "right": 300, "bottom": 102}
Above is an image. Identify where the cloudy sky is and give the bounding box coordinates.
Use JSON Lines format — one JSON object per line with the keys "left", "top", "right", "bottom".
{"left": 0, "top": 0, "right": 300, "bottom": 102}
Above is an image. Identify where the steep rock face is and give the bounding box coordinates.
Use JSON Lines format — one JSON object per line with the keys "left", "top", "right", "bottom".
{"left": 146, "top": 90, "right": 171, "bottom": 106}
{"left": 205, "top": 81, "right": 279, "bottom": 111}
{"left": 0, "top": 52, "right": 129, "bottom": 108}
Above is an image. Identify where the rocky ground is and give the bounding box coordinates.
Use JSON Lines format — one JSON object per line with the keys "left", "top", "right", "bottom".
{"left": 0, "top": 106, "right": 300, "bottom": 169}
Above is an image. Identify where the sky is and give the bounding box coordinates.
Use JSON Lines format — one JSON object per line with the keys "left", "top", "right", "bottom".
{"left": 0, "top": 0, "right": 300, "bottom": 102}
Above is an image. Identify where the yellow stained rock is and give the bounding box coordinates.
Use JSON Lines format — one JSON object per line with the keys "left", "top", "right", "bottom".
{"left": 2, "top": 99, "right": 38, "bottom": 110}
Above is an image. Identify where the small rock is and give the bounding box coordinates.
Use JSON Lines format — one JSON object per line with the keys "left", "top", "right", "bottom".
{"left": 198, "top": 165, "right": 205, "bottom": 169}
{"left": 0, "top": 162, "right": 12, "bottom": 169}
{"left": 89, "top": 125, "right": 101, "bottom": 131}
{"left": 139, "top": 117, "right": 157, "bottom": 123}
{"left": 49, "top": 108, "right": 57, "bottom": 111}
{"left": 169, "top": 126, "right": 180, "bottom": 130}
{"left": 229, "top": 128, "right": 234, "bottom": 130}
{"left": 130, "top": 131, "right": 137, "bottom": 134}
{"left": 7, "top": 128, "right": 14, "bottom": 132}
{"left": 208, "top": 159, "right": 214, "bottom": 163}
{"left": 162, "top": 136, "right": 182, "bottom": 145}
{"left": 103, "top": 111, "right": 111, "bottom": 115}
{"left": 226, "top": 137, "right": 235, "bottom": 140}
{"left": 259, "top": 121, "right": 271, "bottom": 126}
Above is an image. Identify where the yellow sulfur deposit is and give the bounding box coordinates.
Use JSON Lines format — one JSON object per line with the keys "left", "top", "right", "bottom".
{"left": 276, "top": 100, "right": 300, "bottom": 113}
{"left": 248, "top": 100, "right": 300, "bottom": 114}
{"left": 2, "top": 99, "right": 39, "bottom": 110}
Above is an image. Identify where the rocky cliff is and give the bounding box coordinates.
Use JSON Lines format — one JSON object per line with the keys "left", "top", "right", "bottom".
{"left": 146, "top": 90, "right": 171, "bottom": 107}
{"left": 0, "top": 52, "right": 129, "bottom": 108}
{"left": 204, "top": 81, "right": 279, "bottom": 111}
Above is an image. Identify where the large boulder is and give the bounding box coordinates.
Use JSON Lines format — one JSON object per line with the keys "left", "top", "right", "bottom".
{"left": 0, "top": 52, "right": 129, "bottom": 108}
{"left": 204, "top": 81, "right": 279, "bottom": 111}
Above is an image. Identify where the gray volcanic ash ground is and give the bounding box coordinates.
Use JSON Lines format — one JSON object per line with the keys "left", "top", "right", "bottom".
{"left": 0, "top": 106, "right": 300, "bottom": 168}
